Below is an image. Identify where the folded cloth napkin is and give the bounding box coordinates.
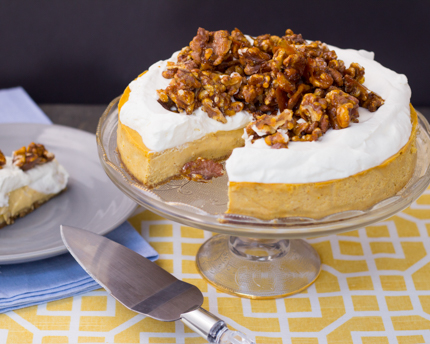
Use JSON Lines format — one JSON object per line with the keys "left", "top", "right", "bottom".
{"left": 0, "top": 86, "right": 51, "bottom": 124}
{"left": 0, "top": 222, "right": 158, "bottom": 313}
{"left": 0, "top": 87, "right": 158, "bottom": 313}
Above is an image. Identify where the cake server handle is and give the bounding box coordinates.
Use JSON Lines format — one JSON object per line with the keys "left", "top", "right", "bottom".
{"left": 181, "top": 307, "right": 256, "bottom": 344}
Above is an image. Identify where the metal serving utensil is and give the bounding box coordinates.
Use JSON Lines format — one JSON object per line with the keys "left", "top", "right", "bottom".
{"left": 61, "top": 225, "right": 255, "bottom": 344}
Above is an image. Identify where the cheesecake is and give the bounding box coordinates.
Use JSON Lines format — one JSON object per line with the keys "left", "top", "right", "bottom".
{"left": 117, "top": 28, "right": 415, "bottom": 219}
{"left": 0, "top": 143, "right": 69, "bottom": 227}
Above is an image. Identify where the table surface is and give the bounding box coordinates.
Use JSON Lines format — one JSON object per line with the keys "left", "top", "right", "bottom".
{"left": 1, "top": 105, "right": 430, "bottom": 344}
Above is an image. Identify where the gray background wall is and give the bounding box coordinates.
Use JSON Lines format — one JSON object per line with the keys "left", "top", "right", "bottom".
{"left": 0, "top": 0, "right": 428, "bottom": 106}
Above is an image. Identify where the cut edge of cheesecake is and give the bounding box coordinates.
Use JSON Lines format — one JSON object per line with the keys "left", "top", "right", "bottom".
{"left": 227, "top": 105, "right": 418, "bottom": 220}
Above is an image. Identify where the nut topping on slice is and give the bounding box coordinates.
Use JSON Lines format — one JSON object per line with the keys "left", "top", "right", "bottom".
{"left": 181, "top": 157, "right": 224, "bottom": 182}
{"left": 0, "top": 150, "right": 5, "bottom": 169}
{"left": 12, "top": 143, "right": 55, "bottom": 171}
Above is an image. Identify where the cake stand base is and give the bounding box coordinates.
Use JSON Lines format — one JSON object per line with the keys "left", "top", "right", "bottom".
{"left": 196, "top": 235, "right": 321, "bottom": 299}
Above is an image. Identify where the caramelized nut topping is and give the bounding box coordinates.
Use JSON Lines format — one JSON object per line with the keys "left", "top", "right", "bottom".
{"left": 157, "top": 27, "right": 386, "bottom": 148}
{"left": 0, "top": 150, "right": 5, "bottom": 169}
{"left": 181, "top": 157, "right": 224, "bottom": 182}
{"left": 12, "top": 143, "right": 54, "bottom": 171}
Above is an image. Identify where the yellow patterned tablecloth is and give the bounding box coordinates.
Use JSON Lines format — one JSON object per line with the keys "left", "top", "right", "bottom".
{"left": 3, "top": 188, "right": 430, "bottom": 344}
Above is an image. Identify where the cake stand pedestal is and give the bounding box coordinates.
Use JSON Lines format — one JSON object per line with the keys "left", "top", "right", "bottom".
{"left": 196, "top": 236, "right": 320, "bottom": 298}
{"left": 97, "top": 97, "right": 430, "bottom": 299}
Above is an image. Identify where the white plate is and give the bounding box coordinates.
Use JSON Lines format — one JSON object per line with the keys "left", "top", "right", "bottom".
{"left": 0, "top": 123, "right": 137, "bottom": 264}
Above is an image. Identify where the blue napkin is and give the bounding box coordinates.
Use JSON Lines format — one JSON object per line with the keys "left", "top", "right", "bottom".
{"left": 0, "top": 87, "right": 158, "bottom": 313}
{"left": 0, "top": 222, "right": 158, "bottom": 313}
{"left": 0, "top": 87, "right": 51, "bottom": 124}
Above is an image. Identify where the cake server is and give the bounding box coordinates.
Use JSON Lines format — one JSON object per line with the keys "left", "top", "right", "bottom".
{"left": 60, "top": 225, "right": 255, "bottom": 344}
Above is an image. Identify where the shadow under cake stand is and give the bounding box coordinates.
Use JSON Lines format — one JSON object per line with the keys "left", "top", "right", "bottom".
{"left": 97, "top": 97, "right": 430, "bottom": 299}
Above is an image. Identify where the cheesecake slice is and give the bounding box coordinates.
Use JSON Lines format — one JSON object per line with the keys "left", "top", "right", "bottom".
{"left": 0, "top": 143, "right": 69, "bottom": 228}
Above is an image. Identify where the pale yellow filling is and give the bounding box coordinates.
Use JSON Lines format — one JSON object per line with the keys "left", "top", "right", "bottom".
{"left": 0, "top": 186, "right": 55, "bottom": 226}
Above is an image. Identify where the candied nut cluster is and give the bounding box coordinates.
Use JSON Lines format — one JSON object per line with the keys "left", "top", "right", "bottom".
{"left": 12, "top": 143, "right": 55, "bottom": 171}
{"left": 158, "top": 28, "right": 385, "bottom": 148}
{"left": 181, "top": 157, "right": 224, "bottom": 182}
{"left": 0, "top": 150, "right": 5, "bottom": 169}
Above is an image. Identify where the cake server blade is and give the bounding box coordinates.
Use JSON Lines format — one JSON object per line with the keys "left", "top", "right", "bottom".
{"left": 60, "top": 225, "right": 255, "bottom": 344}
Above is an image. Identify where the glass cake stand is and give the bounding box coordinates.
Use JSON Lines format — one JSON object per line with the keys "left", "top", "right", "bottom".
{"left": 96, "top": 97, "right": 430, "bottom": 299}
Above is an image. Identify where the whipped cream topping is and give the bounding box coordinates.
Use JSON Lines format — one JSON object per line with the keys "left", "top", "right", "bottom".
{"left": 226, "top": 45, "right": 412, "bottom": 184}
{"left": 119, "top": 52, "right": 253, "bottom": 152}
{"left": 0, "top": 157, "right": 69, "bottom": 207}
{"left": 121, "top": 43, "right": 411, "bottom": 184}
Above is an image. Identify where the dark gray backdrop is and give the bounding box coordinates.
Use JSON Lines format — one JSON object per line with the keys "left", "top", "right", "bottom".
{"left": 1, "top": 0, "right": 428, "bottom": 105}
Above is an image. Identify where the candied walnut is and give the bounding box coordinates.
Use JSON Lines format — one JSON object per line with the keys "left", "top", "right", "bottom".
{"left": 271, "top": 48, "right": 288, "bottom": 71}
{"left": 328, "top": 67, "right": 343, "bottom": 86}
{"left": 181, "top": 157, "right": 224, "bottom": 182}
{"left": 283, "top": 54, "right": 307, "bottom": 76}
{"left": 258, "top": 110, "right": 292, "bottom": 134}
{"left": 293, "top": 120, "right": 309, "bottom": 136}
{"left": 189, "top": 28, "right": 232, "bottom": 69}
{"left": 306, "top": 57, "right": 333, "bottom": 89}
{"left": 220, "top": 72, "right": 243, "bottom": 95}
{"left": 328, "top": 59, "right": 345, "bottom": 73}
{"left": 254, "top": 34, "right": 273, "bottom": 53}
{"left": 0, "top": 150, "right": 5, "bottom": 169}
{"left": 320, "top": 114, "right": 330, "bottom": 133}
{"left": 189, "top": 28, "right": 210, "bottom": 66}
{"left": 287, "top": 83, "right": 311, "bottom": 110}
{"left": 239, "top": 84, "right": 264, "bottom": 104}
{"left": 291, "top": 127, "right": 322, "bottom": 142}
{"left": 157, "top": 89, "right": 169, "bottom": 103}
{"left": 238, "top": 47, "right": 271, "bottom": 75}
{"left": 299, "top": 93, "right": 328, "bottom": 122}
{"left": 326, "top": 89, "right": 359, "bottom": 129}
{"left": 12, "top": 143, "right": 55, "bottom": 171}
{"left": 201, "top": 98, "right": 227, "bottom": 123}
{"left": 344, "top": 75, "right": 384, "bottom": 112}
{"left": 156, "top": 27, "right": 386, "bottom": 147}
{"left": 277, "top": 71, "right": 295, "bottom": 93}
{"left": 248, "top": 109, "right": 293, "bottom": 138}
{"left": 345, "top": 62, "right": 365, "bottom": 84}
{"left": 284, "top": 29, "right": 305, "bottom": 45}
{"left": 265, "top": 131, "right": 289, "bottom": 149}
{"left": 248, "top": 74, "right": 271, "bottom": 88}
{"left": 362, "top": 92, "right": 385, "bottom": 112}
{"left": 230, "top": 28, "right": 251, "bottom": 59}
{"left": 212, "top": 30, "right": 232, "bottom": 66}
{"left": 275, "top": 87, "right": 289, "bottom": 112}
{"left": 166, "top": 86, "right": 196, "bottom": 114}
{"left": 162, "top": 62, "right": 177, "bottom": 79}
{"left": 227, "top": 101, "right": 244, "bottom": 116}
{"left": 174, "top": 69, "right": 201, "bottom": 89}
{"left": 296, "top": 41, "right": 324, "bottom": 59}
{"left": 262, "top": 86, "right": 277, "bottom": 107}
